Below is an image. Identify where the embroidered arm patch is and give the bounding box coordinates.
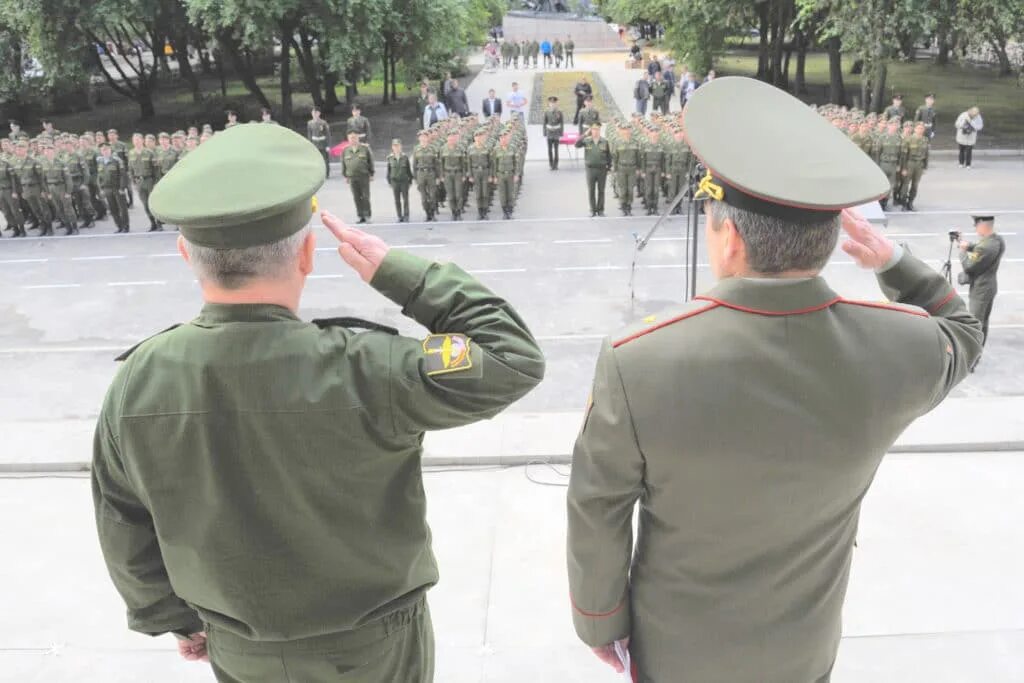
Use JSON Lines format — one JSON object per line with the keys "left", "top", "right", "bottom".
{"left": 423, "top": 334, "right": 475, "bottom": 376}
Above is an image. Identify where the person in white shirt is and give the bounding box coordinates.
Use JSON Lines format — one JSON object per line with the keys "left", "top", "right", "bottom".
{"left": 422, "top": 93, "right": 449, "bottom": 129}
{"left": 506, "top": 82, "right": 528, "bottom": 120}
{"left": 954, "top": 106, "right": 983, "bottom": 169}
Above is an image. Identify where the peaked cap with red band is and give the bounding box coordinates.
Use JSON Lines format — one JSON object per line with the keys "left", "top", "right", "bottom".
{"left": 683, "top": 77, "right": 889, "bottom": 224}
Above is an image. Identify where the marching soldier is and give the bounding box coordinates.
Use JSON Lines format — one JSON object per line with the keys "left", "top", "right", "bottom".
{"left": 386, "top": 138, "right": 413, "bottom": 223}
{"left": 959, "top": 215, "right": 1006, "bottom": 346}
{"left": 108, "top": 129, "right": 133, "bottom": 208}
{"left": 155, "top": 132, "right": 179, "bottom": 181}
{"left": 413, "top": 130, "right": 441, "bottom": 222}
{"left": 899, "top": 122, "right": 929, "bottom": 211}
{"left": 543, "top": 96, "right": 565, "bottom": 171}
{"left": 307, "top": 107, "right": 332, "bottom": 177}
{"left": 914, "top": 93, "right": 937, "bottom": 139}
{"left": 665, "top": 127, "right": 693, "bottom": 215}
{"left": 97, "top": 142, "right": 130, "bottom": 233}
{"left": 128, "top": 132, "right": 161, "bottom": 231}
{"left": 640, "top": 129, "right": 666, "bottom": 215}
{"left": 13, "top": 140, "right": 52, "bottom": 235}
{"left": 467, "top": 129, "right": 493, "bottom": 220}
{"left": 346, "top": 104, "right": 371, "bottom": 146}
{"left": 575, "top": 123, "right": 612, "bottom": 217}
{"left": 577, "top": 96, "right": 601, "bottom": 135}
{"left": 441, "top": 131, "right": 468, "bottom": 221}
{"left": 61, "top": 137, "right": 95, "bottom": 229}
{"left": 884, "top": 93, "right": 906, "bottom": 121}
{"left": 876, "top": 120, "right": 903, "bottom": 210}
{"left": 41, "top": 142, "right": 78, "bottom": 234}
{"left": 342, "top": 129, "right": 375, "bottom": 224}
{"left": 553, "top": 39, "right": 564, "bottom": 68}
{"left": 80, "top": 134, "right": 107, "bottom": 220}
{"left": 0, "top": 149, "right": 26, "bottom": 236}
{"left": 612, "top": 123, "right": 641, "bottom": 216}
{"left": 491, "top": 127, "right": 520, "bottom": 220}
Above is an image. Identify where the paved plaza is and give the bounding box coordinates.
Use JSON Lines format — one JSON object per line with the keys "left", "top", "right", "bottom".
{"left": 2, "top": 48, "right": 1023, "bottom": 683}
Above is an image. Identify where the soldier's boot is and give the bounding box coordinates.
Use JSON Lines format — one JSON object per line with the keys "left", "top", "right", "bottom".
{"left": 905, "top": 200, "right": 915, "bottom": 212}
{"left": 880, "top": 197, "right": 889, "bottom": 210}
{"left": 67, "top": 225, "right": 79, "bottom": 236}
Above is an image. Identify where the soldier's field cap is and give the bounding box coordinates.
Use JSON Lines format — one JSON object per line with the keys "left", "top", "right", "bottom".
{"left": 391, "top": 138, "right": 402, "bottom": 145}
{"left": 972, "top": 215, "right": 995, "bottom": 224}
{"left": 150, "top": 124, "right": 325, "bottom": 249}
{"left": 684, "top": 77, "right": 889, "bottom": 223}
{"left": 589, "top": 123, "right": 602, "bottom": 130}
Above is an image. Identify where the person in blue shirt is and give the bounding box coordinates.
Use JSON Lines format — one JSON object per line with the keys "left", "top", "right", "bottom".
{"left": 541, "top": 39, "right": 552, "bottom": 68}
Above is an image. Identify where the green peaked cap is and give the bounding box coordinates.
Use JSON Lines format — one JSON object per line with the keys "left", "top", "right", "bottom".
{"left": 150, "top": 123, "right": 326, "bottom": 248}
{"left": 684, "top": 77, "right": 889, "bottom": 223}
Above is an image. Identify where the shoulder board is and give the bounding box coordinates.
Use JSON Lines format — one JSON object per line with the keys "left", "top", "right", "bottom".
{"left": 312, "top": 317, "right": 398, "bottom": 335}
{"left": 115, "top": 323, "right": 182, "bottom": 362}
{"left": 613, "top": 301, "right": 719, "bottom": 348}
{"left": 837, "top": 299, "right": 928, "bottom": 318}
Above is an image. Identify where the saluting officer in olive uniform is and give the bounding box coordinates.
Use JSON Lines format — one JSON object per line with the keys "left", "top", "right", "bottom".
{"left": 959, "top": 215, "right": 1006, "bottom": 346}
{"left": 491, "top": 127, "right": 520, "bottom": 220}
{"left": 575, "top": 123, "right": 612, "bottom": 217}
{"left": 899, "top": 122, "right": 929, "bottom": 211}
{"left": 612, "top": 123, "right": 640, "bottom": 216}
{"left": 342, "top": 129, "right": 375, "bottom": 223}
{"left": 307, "top": 107, "right": 332, "bottom": 177}
{"left": 94, "top": 123, "right": 544, "bottom": 683}
{"left": 386, "top": 138, "right": 413, "bottom": 223}
{"left": 413, "top": 130, "right": 441, "bottom": 222}
{"left": 97, "top": 142, "right": 130, "bottom": 233}
{"left": 128, "top": 133, "right": 161, "bottom": 231}
{"left": 568, "top": 76, "right": 983, "bottom": 683}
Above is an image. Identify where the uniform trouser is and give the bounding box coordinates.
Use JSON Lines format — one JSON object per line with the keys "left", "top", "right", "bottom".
{"left": 586, "top": 168, "right": 607, "bottom": 213}
{"left": 124, "top": 181, "right": 133, "bottom": 207}
{"left": 566, "top": 52, "right": 574, "bottom": 67}
{"left": 667, "top": 170, "right": 687, "bottom": 209}
{"left": 207, "top": 599, "right": 434, "bottom": 683}
{"left": 70, "top": 183, "right": 95, "bottom": 222}
{"left": 443, "top": 173, "right": 465, "bottom": 214}
{"left": 21, "top": 188, "right": 52, "bottom": 229}
{"left": 88, "top": 180, "right": 107, "bottom": 218}
{"left": 102, "top": 188, "right": 129, "bottom": 230}
{"left": 0, "top": 190, "right": 25, "bottom": 231}
{"left": 903, "top": 165, "right": 924, "bottom": 202}
{"left": 547, "top": 138, "right": 560, "bottom": 168}
{"left": 653, "top": 98, "right": 668, "bottom": 115}
{"left": 471, "top": 171, "right": 490, "bottom": 209}
{"left": 969, "top": 292, "right": 995, "bottom": 345}
{"left": 616, "top": 169, "right": 637, "bottom": 208}
{"left": 880, "top": 164, "right": 899, "bottom": 201}
{"left": 416, "top": 175, "right": 438, "bottom": 216}
{"left": 643, "top": 172, "right": 661, "bottom": 210}
{"left": 348, "top": 175, "right": 371, "bottom": 218}
{"left": 135, "top": 178, "right": 156, "bottom": 226}
{"left": 495, "top": 174, "right": 515, "bottom": 211}
{"left": 315, "top": 145, "right": 330, "bottom": 177}
{"left": 391, "top": 181, "right": 410, "bottom": 219}
{"left": 46, "top": 189, "right": 76, "bottom": 227}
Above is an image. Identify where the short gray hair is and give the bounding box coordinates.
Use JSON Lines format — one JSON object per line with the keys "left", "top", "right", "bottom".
{"left": 184, "top": 226, "right": 310, "bottom": 289}
{"left": 709, "top": 201, "right": 839, "bottom": 275}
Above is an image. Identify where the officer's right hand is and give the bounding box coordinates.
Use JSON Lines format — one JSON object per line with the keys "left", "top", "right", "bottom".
{"left": 840, "top": 208, "right": 895, "bottom": 270}
{"left": 322, "top": 210, "right": 389, "bottom": 283}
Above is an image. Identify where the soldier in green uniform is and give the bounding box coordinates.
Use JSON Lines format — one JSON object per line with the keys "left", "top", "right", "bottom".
{"left": 491, "top": 127, "right": 520, "bottom": 220}
{"left": 307, "top": 106, "right": 332, "bottom": 177}
{"left": 61, "top": 136, "right": 96, "bottom": 228}
{"left": 346, "top": 104, "right": 371, "bottom": 146}
{"left": 155, "top": 132, "right": 180, "bottom": 181}
{"left": 8, "top": 119, "right": 24, "bottom": 141}
{"left": 898, "top": 122, "right": 929, "bottom": 211}
{"left": 225, "top": 110, "right": 239, "bottom": 129}
{"left": 876, "top": 120, "right": 903, "bottom": 210}
{"left": 97, "top": 142, "right": 130, "bottom": 233}
{"left": 553, "top": 39, "right": 564, "bottom": 68}
{"left": 13, "top": 140, "right": 52, "bottom": 235}
{"left": 959, "top": 215, "right": 1006, "bottom": 346}
{"left": 441, "top": 131, "right": 468, "bottom": 221}
{"left": 129, "top": 132, "right": 161, "bottom": 231}
{"left": 413, "top": 130, "right": 441, "bottom": 222}
{"left": 577, "top": 95, "right": 601, "bottom": 136}
{"left": 543, "top": 96, "right": 565, "bottom": 170}
{"left": 386, "top": 138, "right": 412, "bottom": 223}
{"left": 665, "top": 127, "right": 692, "bottom": 215}
{"left": 80, "top": 134, "right": 107, "bottom": 220}
{"left": 612, "top": 123, "right": 640, "bottom": 216}
{"left": 640, "top": 129, "right": 666, "bottom": 215}
{"left": 884, "top": 93, "right": 906, "bottom": 121}
{"left": 260, "top": 107, "right": 276, "bottom": 124}
{"left": 342, "top": 129, "right": 375, "bottom": 224}
{"left": 40, "top": 141, "right": 78, "bottom": 234}
{"left": 0, "top": 149, "right": 26, "bottom": 236}
{"left": 108, "top": 129, "right": 133, "bottom": 208}
{"left": 575, "top": 123, "right": 612, "bottom": 217}
{"left": 567, "top": 76, "right": 983, "bottom": 683}
{"left": 511, "top": 39, "right": 521, "bottom": 69}
{"left": 467, "top": 129, "right": 493, "bottom": 220}
{"left": 500, "top": 40, "right": 511, "bottom": 69}
{"left": 914, "top": 93, "right": 937, "bottom": 139}
{"left": 94, "top": 123, "right": 543, "bottom": 683}
{"left": 565, "top": 35, "right": 575, "bottom": 67}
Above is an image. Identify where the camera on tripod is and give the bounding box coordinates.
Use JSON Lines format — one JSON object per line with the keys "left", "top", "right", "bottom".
{"left": 947, "top": 229, "right": 961, "bottom": 242}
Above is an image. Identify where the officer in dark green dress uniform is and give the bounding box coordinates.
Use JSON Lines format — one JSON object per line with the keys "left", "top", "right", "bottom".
{"left": 0, "top": 150, "right": 26, "bottom": 236}
{"left": 639, "top": 129, "right": 666, "bottom": 215}
{"left": 959, "top": 215, "right": 1006, "bottom": 346}
{"left": 97, "top": 142, "right": 130, "bottom": 233}
{"left": 413, "top": 130, "right": 441, "bottom": 222}
{"left": 386, "top": 138, "right": 413, "bottom": 223}
{"left": 568, "top": 76, "right": 982, "bottom": 683}
{"left": 543, "top": 96, "right": 565, "bottom": 170}
{"left": 307, "top": 107, "right": 332, "bottom": 177}
{"left": 467, "top": 128, "right": 493, "bottom": 220}
{"left": 346, "top": 104, "right": 372, "bottom": 146}
{"left": 575, "top": 123, "right": 612, "bottom": 217}
{"left": 94, "top": 123, "right": 544, "bottom": 683}
{"left": 342, "top": 129, "right": 375, "bottom": 223}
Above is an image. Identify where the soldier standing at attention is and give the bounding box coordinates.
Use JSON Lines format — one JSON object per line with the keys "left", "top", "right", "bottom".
{"left": 413, "top": 130, "right": 441, "bottom": 222}
{"left": 467, "top": 128, "right": 493, "bottom": 220}
{"left": 346, "top": 104, "right": 371, "bottom": 146}
{"left": 0, "top": 147, "right": 26, "bottom": 237}
{"left": 577, "top": 96, "right": 601, "bottom": 136}
{"left": 108, "top": 129, "right": 133, "bottom": 208}
{"left": 553, "top": 39, "right": 564, "bottom": 68}
{"left": 342, "top": 129, "right": 374, "bottom": 224}
{"left": 914, "top": 93, "right": 937, "bottom": 139}
{"left": 441, "top": 131, "right": 468, "bottom": 221}
{"left": 959, "top": 215, "right": 1006, "bottom": 347}
{"left": 575, "top": 123, "right": 612, "bottom": 217}
{"left": 13, "top": 140, "right": 52, "bottom": 235}
{"left": 543, "top": 96, "right": 565, "bottom": 170}
{"left": 567, "top": 76, "right": 983, "bottom": 683}
{"left": 899, "top": 122, "right": 929, "bottom": 211}
{"left": 155, "top": 132, "right": 180, "bottom": 181}
{"left": 225, "top": 110, "right": 239, "bottom": 129}
{"left": 876, "top": 120, "right": 903, "bottom": 210}
{"left": 884, "top": 93, "right": 906, "bottom": 121}
{"left": 80, "top": 134, "right": 107, "bottom": 221}
{"left": 129, "top": 132, "right": 161, "bottom": 231}
{"left": 97, "top": 142, "right": 130, "bottom": 233}
{"left": 307, "top": 106, "right": 332, "bottom": 177}
{"left": 665, "top": 127, "right": 692, "bottom": 214}
{"left": 94, "top": 123, "right": 544, "bottom": 683}
{"left": 565, "top": 35, "right": 575, "bottom": 67}
{"left": 40, "top": 141, "right": 78, "bottom": 234}
{"left": 491, "top": 127, "right": 520, "bottom": 220}
{"left": 260, "top": 107, "right": 276, "bottom": 124}
{"left": 61, "top": 136, "right": 96, "bottom": 229}
{"left": 612, "top": 123, "right": 640, "bottom": 216}
{"left": 386, "top": 138, "right": 413, "bottom": 223}
{"left": 640, "top": 129, "right": 666, "bottom": 215}
{"left": 650, "top": 71, "right": 670, "bottom": 115}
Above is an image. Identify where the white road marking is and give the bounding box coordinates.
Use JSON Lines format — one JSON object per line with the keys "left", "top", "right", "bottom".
{"left": 885, "top": 210, "right": 1024, "bottom": 216}
{"left": 0, "top": 258, "right": 48, "bottom": 264}
{"left": 555, "top": 265, "right": 629, "bottom": 271}
{"left": 107, "top": 281, "right": 167, "bottom": 287}
{"left": 148, "top": 253, "right": 181, "bottom": 258}
{"left": 389, "top": 244, "right": 446, "bottom": 249}
{"left": 70, "top": 255, "right": 125, "bottom": 261}
{"left": 467, "top": 268, "right": 529, "bottom": 274}
{"left": 20, "top": 283, "right": 80, "bottom": 290}
{"left": 553, "top": 238, "right": 613, "bottom": 244}
{"left": 535, "top": 334, "right": 606, "bottom": 341}
{"left": 470, "top": 241, "right": 530, "bottom": 247}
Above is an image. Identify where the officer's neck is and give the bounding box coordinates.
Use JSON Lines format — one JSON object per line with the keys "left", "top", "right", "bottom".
{"left": 200, "top": 280, "right": 302, "bottom": 313}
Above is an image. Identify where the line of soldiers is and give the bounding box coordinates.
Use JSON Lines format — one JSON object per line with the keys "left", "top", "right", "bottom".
{"left": 813, "top": 103, "right": 932, "bottom": 212}
{"left": 500, "top": 37, "right": 575, "bottom": 69}
{"left": 1, "top": 121, "right": 211, "bottom": 237}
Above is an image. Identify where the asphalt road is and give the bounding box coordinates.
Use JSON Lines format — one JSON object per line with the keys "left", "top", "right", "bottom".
{"left": 1, "top": 157, "right": 1021, "bottom": 422}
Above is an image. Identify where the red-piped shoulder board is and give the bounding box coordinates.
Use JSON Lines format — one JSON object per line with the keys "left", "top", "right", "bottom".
{"left": 613, "top": 302, "right": 719, "bottom": 348}
{"left": 837, "top": 298, "right": 929, "bottom": 318}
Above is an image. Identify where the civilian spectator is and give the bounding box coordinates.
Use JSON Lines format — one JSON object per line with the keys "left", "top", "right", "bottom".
{"left": 422, "top": 93, "right": 449, "bottom": 129}
{"left": 955, "top": 106, "right": 983, "bottom": 169}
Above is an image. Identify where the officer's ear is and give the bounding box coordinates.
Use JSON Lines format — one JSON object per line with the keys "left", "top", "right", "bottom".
{"left": 298, "top": 230, "right": 316, "bottom": 277}
{"left": 177, "top": 235, "right": 191, "bottom": 265}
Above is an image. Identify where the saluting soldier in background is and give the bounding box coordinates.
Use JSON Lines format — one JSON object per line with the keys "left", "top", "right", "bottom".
{"left": 307, "top": 107, "right": 332, "bottom": 177}
{"left": 575, "top": 123, "right": 612, "bottom": 217}
{"left": 959, "top": 215, "right": 1006, "bottom": 346}
{"left": 386, "top": 138, "right": 413, "bottom": 223}
{"left": 342, "top": 129, "right": 375, "bottom": 224}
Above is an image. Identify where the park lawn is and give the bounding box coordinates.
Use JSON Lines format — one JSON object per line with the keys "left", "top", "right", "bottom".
{"left": 532, "top": 70, "right": 623, "bottom": 125}
{"left": 717, "top": 51, "right": 1024, "bottom": 149}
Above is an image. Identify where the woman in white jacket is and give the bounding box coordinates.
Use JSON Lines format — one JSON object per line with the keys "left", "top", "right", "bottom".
{"left": 955, "top": 106, "right": 983, "bottom": 168}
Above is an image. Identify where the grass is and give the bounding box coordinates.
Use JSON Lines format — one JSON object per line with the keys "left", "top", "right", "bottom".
{"left": 717, "top": 50, "right": 1024, "bottom": 149}
{"left": 528, "top": 70, "right": 623, "bottom": 125}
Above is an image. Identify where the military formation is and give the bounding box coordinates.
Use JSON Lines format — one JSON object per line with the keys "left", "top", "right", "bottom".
{"left": 1, "top": 121, "right": 215, "bottom": 237}
{"left": 813, "top": 94, "right": 936, "bottom": 211}
{"left": 499, "top": 36, "right": 575, "bottom": 70}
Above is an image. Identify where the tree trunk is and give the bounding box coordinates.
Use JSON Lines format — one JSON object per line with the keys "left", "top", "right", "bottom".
{"left": 756, "top": 1, "right": 770, "bottom": 80}
{"left": 217, "top": 50, "right": 226, "bottom": 97}
{"left": 827, "top": 36, "right": 846, "bottom": 106}
{"left": 772, "top": 0, "right": 791, "bottom": 87}
{"left": 991, "top": 39, "right": 1012, "bottom": 75}
{"left": 795, "top": 30, "right": 808, "bottom": 95}
{"left": 138, "top": 85, "right": 156, "bottom": 119}
{"left": 850, "top": 58, "right": 863, "bottom": 75}
{"left": 279, "top": 21, "right": 294, "bottom": 126}
{"left": 218, "top": 31, "right": 271, "bottom": 109}
{"left": 381, "top": 38, "right": 390, "bottom": 105}
{"left": 173, "top": 37, "right": 201, "bottom": 103}
{"left": 324, "top": 71, "right": 340, "bottom": 113}
{"left": 292, "top": 32, "right": 324, "bottom": 109}
{"left": 937, "top": 29, "right": 951, "bottom": 65}
{"left": 870, "top": 60, "right": 887, "bottom": 114}
{"left": 898, "top": 32, "right": 916, "bottom": 62}
{"left": 390, "top": 54, "right": 397, "bottom": 100}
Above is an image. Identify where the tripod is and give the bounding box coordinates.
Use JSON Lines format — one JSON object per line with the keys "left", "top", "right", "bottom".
{"left": 940, "top": 236, "right": 956, "bottom": 285}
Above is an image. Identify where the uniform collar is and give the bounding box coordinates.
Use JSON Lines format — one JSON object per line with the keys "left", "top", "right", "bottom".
{"left": 696, "top": 276, "right": 840, "bottom": 316}
{"left": 194, "top": 303, "right": 300, "bottom": 325}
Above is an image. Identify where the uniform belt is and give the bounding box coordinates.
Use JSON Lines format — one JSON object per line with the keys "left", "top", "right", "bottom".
{"left": 311, "top": 136, "right": 326, "bottom": 141}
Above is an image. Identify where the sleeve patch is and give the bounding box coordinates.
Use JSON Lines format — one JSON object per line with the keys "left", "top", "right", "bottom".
{"left": 423, "top": 334, "right": 474, "bottom": 376}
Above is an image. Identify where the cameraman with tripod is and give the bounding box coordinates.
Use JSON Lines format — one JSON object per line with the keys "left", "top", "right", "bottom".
{"left": 957, "top": 215, "right": 1006, "bottom": 345}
